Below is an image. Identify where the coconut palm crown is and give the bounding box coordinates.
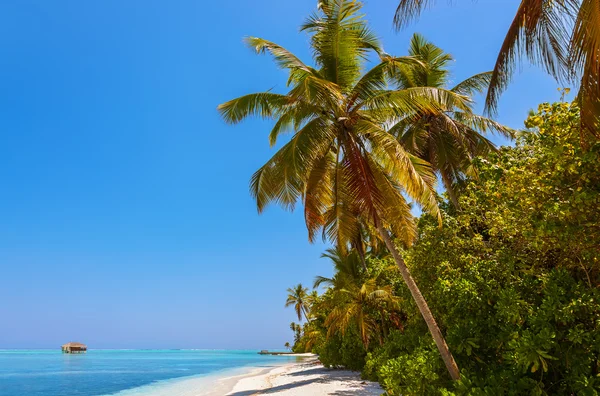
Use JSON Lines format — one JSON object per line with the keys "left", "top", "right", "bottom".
{"left": 391, "top": 33, "right": 514, "bottom": 208}
{"left": 285, "top": 283, "right": 310, "bottom": 322}
{"left": 218, "top": 0, "right": 476, "bottom": 248}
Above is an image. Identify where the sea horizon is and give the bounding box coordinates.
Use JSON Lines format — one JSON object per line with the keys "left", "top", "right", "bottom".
{"left": 0, "top": 348, "right": 287, "bottom": 351}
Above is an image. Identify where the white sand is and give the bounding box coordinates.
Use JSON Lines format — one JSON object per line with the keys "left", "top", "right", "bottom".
{"left": 223, "top": 358, "right": 383, "bottom": 396}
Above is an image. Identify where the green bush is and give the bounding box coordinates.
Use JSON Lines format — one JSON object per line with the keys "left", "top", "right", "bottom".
{"left": 363, "top": 102, "right": 600, "bottom": 395}
{"left": 314, "top": 326, "right": 367, "bottom": 370}
{"left": 378, "top": 347, "right": 444, "bottom": 395}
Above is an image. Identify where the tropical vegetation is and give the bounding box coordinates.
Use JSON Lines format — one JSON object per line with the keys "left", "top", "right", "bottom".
{"left": 291, "top": 101, "right": 600, "bottom": 394}
{"left": 219, "top": 0, "right": 600, "bottom": 394}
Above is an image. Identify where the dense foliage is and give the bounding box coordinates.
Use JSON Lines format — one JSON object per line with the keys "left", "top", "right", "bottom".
{"left": 291, "top": 102, "right": 600, "bottom": 395}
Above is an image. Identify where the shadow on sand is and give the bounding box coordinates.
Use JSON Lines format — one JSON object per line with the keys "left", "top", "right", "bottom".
{"left": 227, "top": 366, "right": 377, "bottom": 396}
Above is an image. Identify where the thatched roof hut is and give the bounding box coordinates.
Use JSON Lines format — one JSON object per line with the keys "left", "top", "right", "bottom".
{"left": 61, "top": 342, "right": 87, "bottom": 354}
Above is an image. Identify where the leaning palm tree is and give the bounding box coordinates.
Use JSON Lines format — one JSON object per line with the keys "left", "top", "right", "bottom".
{"left": 285, "top": 284, "right": 310, "bottom": 322}
{"left": 219, "top": 0, "right": 462, "bottom": 380}
{"left": 389, "top": 33, "right": 514, "bottom": 208}
{"left": 393, "top": 0, "right": 600, "bottom": 141}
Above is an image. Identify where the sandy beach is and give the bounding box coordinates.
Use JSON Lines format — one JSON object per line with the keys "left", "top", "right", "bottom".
{"left": 218, "top": 356, "right": 383, "bottom": 396}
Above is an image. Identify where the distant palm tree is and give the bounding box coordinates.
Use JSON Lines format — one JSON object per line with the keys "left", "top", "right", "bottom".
{"left": 284, "top": 342, "right": 291, "bottom": 351}
{"left": 390, "top": 33, "right": 513, "bottom": 208}
{"left": 219, "top": 0, "right": 461, "bottom": 380}
{"left": 285, "top": 284, "right": 310, "bottom": 321}
{"left": 290, "top": 322, "right": 302, "bottom": 344}
{"left": 393, "top": 0, "right": 600, "bottom": 141}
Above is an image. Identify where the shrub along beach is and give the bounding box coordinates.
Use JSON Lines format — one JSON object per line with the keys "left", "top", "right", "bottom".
{"left": 219, "top": 0, "right": 600, "bottom": 394}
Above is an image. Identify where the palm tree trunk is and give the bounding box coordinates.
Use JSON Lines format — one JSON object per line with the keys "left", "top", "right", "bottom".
{"left": 359, "top": 254, "right": 369, "bottom": 273}
{"left": 354, "top": 240, "right": 369, "bottom": 273}
{"left": 377, "top": 224, "right": 461, "bottom": 381}
{"left": 380, "top": 308, "right": 388, "bottom": 338}
{"left": 302, "top": 306, "right": 310, "bottom": 322}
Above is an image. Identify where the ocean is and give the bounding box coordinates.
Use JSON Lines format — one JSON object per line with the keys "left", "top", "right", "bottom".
{"left": 0, "top": 349, "right": 299, "bottom": 396}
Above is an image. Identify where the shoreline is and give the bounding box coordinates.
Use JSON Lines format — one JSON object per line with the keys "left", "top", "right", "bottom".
{"left": 100, "top": 353, "right": 383, "bottom": 396}
{"left": 102, "top": 355, "right": 321, "bottom": 396}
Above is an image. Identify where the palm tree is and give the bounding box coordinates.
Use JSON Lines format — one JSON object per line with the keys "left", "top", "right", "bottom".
{"left": 389, "top": 33, "right": 514, "bottom": 208}
{"left": 315, "top": 248, "right": 403, "bottom": 345}
{"left": 325, "top": 279, "right": 398, "bottom": 348}
{"left": 284, "top": 342, "right": 291, "bottom": 351}
{"left": 290, "top": 322, "right": 302, "bottom": 344}
{"left": 393, "top": 0, "right": 600, "bottom": 141}
{"left": 306, "top": 289, "right": 320, "bottom": 317}
{"left": 285, "top": 284, "right": 310, "bottom": 321}
{"left": 314, "top": 248, "right": 364, "bottom": 290}
{"left": 219, "top": 0, "right": 461, "bottom": 380}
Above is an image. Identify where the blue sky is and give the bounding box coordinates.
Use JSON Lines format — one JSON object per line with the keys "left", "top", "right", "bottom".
{"left": 0, "top": 0, "right": 561, "bottom": 349}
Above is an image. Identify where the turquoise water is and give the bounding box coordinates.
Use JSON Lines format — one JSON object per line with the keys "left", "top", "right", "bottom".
{"left": 0, "top": 349, "right": 297, "bottom": 396}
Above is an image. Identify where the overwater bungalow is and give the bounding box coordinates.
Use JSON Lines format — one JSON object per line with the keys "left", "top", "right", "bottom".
{"left": 61, "top": 342, "right": 87, "bottom": 354}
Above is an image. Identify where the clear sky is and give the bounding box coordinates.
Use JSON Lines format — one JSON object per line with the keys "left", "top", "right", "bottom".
{"left": 0, "top": 0, "right": 561, "bottom": 349}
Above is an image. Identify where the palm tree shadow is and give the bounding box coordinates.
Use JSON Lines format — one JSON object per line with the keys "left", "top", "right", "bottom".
{"left": 227, "top": 368, "right": 381, "bottom": 396}
{"left": 284, "top": 366, "right": 352, "bottom": 377}
{"left": 227, "top": 378, "right": 318, "bottom": 396}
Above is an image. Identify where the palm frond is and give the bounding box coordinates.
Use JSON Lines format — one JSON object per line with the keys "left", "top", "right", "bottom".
{"left": 340, "top": 133, "right": 383, "bottom": 223}
{"left": 364, "top": 87, "right": 473, "bottom": 117}
{"left": 356, "top": 120, "right": 440, "bottom": 220}
{"left": 349, "top": 55, "right": 424, "bottom": 108}
{"left": 325, "top": 304, "right": 356, "bottom": 337}
{"left": 451, "top": 72, "right": 492, "bottom": 97}
{"left": 485, "top": 0, "right": 576, "bottom": 115}
{"left": 305, "top": 150, "right": 336, "bottom": 242}
{"left": 321, "top": 157, "right": 362, "bottom": 246}
{"left": 301, "top": 0, "right": 381, "bottom": 91}
{"left": 314, "top": 275, "right": 334, "bottom": 289}
{"left": 570, "top": 0, "right": 600, "bottom": 139}
{"left": 268, "top": 101, "right": 321, "bottom": 147}
{"left": 451, "top": 112, "right": 516, "bottom": 139}
{"left": 404, "top": 33, "right": 452, "bottom": 88}
{"left": 250, "top": 118, "right": 335, "bottom": 213}
{"left": 218, "top": 93, "right": 290, "bottom": 124}
{"left": 288, "top": 71, "right": 344, "bottom": 110}
{"left": 367, "top": 157, "right": 418, "bottom": 247}
{"left": 245, "top": 37, "right": 317, "bottom": 78}
{"left": 393, "top": 0, "right": 436, "bottom": 30}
